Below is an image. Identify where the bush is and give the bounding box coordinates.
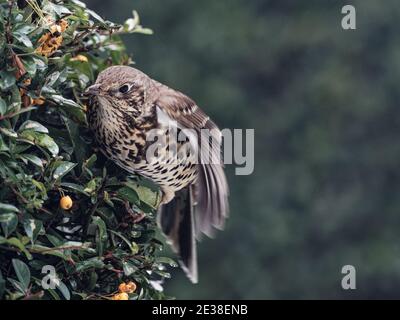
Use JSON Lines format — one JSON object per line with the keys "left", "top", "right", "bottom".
{"left": 0, "top": 0, "right": 176, "bottom": 300}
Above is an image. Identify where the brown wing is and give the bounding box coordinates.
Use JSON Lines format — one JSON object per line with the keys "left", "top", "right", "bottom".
{"left": 154, "top": 84, "right": 229, "bottom": 238}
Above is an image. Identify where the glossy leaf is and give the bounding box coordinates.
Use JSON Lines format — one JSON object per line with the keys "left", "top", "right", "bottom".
{"left": 116, "top": 186, "right": 139, "bottom": 204}
{"left": 12, "top": 259, "right": 30, "bottom": 293}
{"left": 0, "top": 213, "right": 18, "bottom": 237}
{"left": 53, "top": 161, "right": 77, "bottom": 180}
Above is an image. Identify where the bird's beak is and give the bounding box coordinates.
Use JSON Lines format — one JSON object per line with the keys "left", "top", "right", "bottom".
{"left": 84, "top": 84, "right": 101, "bottom": 96}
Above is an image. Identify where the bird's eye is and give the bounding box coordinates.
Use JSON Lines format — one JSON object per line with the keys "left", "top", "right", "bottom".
{"left": 119, "top": 84, "right": 130, "bottom": 94}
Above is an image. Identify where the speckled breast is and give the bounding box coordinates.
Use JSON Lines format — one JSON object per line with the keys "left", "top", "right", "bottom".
{"left": 87, "top": 101, "right": 198, "bottom": 192}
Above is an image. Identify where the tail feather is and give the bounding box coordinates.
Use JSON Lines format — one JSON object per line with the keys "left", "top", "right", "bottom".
{"left": 194, "top": 163, "right": 229, "bottom": 239}
{"left": 158, "top": 164, "right": 229, "bottom": 284}
{"left": 158, "top": 188, "right": 198, "bottom": 283}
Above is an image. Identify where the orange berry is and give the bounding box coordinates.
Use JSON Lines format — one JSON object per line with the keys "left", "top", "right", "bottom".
{"left": 112, "top": 292, "right": 129, "bottom": 300}
{"left": 32, "top": 97, "right": 45, "bottom": 105}
{"left": 60, "top": 196, "right": 73, "bottom": 210}
{"left": 119, "top": 281, "right": 137, "bottom": 294}
{"left": 126, "top": 281, "right": 137, "bottom": 293}
{"left": 23, "top": 78, "right": 32, "bottom": 86}
{"left": 118, "top": 283, "right": 128, "bottom": 293}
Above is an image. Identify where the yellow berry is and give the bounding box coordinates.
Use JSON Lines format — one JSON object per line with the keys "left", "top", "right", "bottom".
{"left": 70, "top": 55, "right": 88, "bottom": 63}
{"left": 60, "top": 196, "right": 73, "bottom": 210}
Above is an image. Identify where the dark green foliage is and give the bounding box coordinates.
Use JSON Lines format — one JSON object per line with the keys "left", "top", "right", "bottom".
{"left": 0, "top": 0, "right": 174, "bottom": 300}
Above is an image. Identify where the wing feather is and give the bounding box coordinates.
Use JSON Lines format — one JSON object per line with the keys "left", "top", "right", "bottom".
{"left": 154, "top": 84, "right": 229, "bottom": 239}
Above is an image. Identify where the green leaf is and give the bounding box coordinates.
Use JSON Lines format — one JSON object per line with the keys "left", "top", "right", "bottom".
{"left": 14, "top": 24, "right": 35, "bottom": 34}
{"left": 154, "top": 270, "right": 171, "bottom": 279}
{"left": 0, "top": 71, "right": 16, "bottom": 91}
{"left": 37, "top": 134, "right": 59, "bottom": 156}
{"left": 0, "top": 97, "right": 6, "bottom": 116}
{"left": 12, "top": 259, "right": 30, "bottom": 292}
{"left": 18, "top": 154, "right": 43, "bottom": 168}
{"left": 155, "top": 257, "right": 178, "bottom": 268}
{"left": 0, "top": 270, "right": 5, "bottom": 299}
{"left": 87, "top": 271, "right": 98, "bottom": 291}
{"left": 21, "top": 57, "right": 37, "bottom": 77}
{"left": 60, "top": 182, "right": 89, "bottom": 196}
{"left": 92, "top": 216, "right": 107, "bottom": 256}
{"left": 125, "top": 182, "right": 159, "bottom": 208}
{"left": 86, "top": 8, "right": 106, "bottom": 24}
{"left": 0, "top": 212, "right": 18, "bottom": 237}
{"left": 0, "top": 135, "right": 9, "bottom": 151}
{"left": 83, "top": 154, "right": 97, "bottom": 169}
{"left": 75, "top": 257, "right": 105, "bottom": 272}
{"left": 53, "top": 161, "right": 77, "bottom": 180}
{"left": 46, "top": 71, "right": 61, "bottom": 87}
{"left": 49, "top": 95, "right": 81, "bottom": 108}
{"left": 57, "top": 281, "right": 70, "bottom": 300}
{"left": 84, "top": 178, "right": 98, "bottom": 194}
{"left": 109, "top": 230, "right": 138, "bottom": 254}
{"left": 116, "top": 186, "right": 139, "bottom": 204}
{"left": 62, "top": 116, "right": 86, "bottom": 163}
{"left": 32, "top": 179, "right": 46, "bottom": 196}
{"left": 47, "top": 288, "right": 61, "bottom": 300}
{"left": 6, "top": 237, "right": 32, "bottom": 260}
{"left": 96, "top": 206, "right": 117, "bottom": 225}
{"left": 122, "top": 261, "right": 137, "bottom": 276}
{"left": 19, "top": 120, "right": 49, "bottom": 134}
{"left": 130, "top": 241, "right": 139, "bottom": 255}
{"left": 42, "top": 1, "right": 72, "bottom": 17}
{"left": 8, "top": 106, "right": 37, "bottom": 118}
{"left": 28, "top": 244, "right": 71, "bottom": 261}
{"left": 46, "top": 234, "right": 63, "bottom": 247}
{"left": 23, "top": 219, "right": 43, "bottom": 242}
{"left": 19, "top": 131, "right": 59, "bottom": 156}
{"left": 7, "top": 278, "right": 26, "bottom": 295}
{"left": 0, "top": 203, "right": 19, "bottom": 213}
{"left": 13, "top": 31, "right": 33, "bottom": 48}
{"left": 0, "top": 127, "right": 18, "bottom": 138}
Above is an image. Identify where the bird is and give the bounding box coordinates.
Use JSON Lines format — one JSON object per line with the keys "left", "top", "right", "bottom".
{"left": 85, "top": 66, "right": 229, "bottom": 283}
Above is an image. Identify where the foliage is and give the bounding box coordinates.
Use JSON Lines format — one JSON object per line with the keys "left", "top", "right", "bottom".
{"left": 0, "top": 0, "right": 175, "bottom": 300}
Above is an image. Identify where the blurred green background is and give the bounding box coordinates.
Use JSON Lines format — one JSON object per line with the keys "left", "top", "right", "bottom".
{"left": 85, "top": 0, "right": 400, "bottom": 299}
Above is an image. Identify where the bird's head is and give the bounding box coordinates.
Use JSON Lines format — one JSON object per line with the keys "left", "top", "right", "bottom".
{"left": 85, "top": 66, "right": 149, "bottom": 110}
